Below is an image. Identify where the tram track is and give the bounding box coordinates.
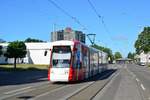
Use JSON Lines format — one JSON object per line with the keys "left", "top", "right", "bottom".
{"left": 1, "top": 81, "right": 66, "bottom": 100}
{"left": 1, "top": 69, "right": 118, "bottom": 100}
{"left": 28, "top": 69, "right": 118, "bottom": 100}
{"left": 67, "top": 69, "right": 118, "bottom": 100}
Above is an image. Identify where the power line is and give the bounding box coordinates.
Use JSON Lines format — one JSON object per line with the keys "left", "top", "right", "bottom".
{"left": 87, "top": 0, "right": 112, "bottom": 38}
{"left": 87, "top": 0, "right": 102, "bottom": 19}
{"left": 88, "top": 0, "right": 129, "bottom": 55}
{"left": 48, "top": 0, "right": 87, "bottom": 30}
{"left": 48, "top": 0, "right": 96, "bottom": 45}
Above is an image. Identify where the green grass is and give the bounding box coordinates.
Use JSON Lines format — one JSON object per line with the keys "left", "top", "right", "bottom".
{"left": 148, "top": 64, "right": 150, "bottom": 67}
{"left": 0, "top": 64, "right": 49, "bottom": 71}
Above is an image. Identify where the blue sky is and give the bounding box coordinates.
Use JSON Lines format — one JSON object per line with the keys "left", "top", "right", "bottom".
{"left": 0, "top": 0, "right": 150, "bottom": 57}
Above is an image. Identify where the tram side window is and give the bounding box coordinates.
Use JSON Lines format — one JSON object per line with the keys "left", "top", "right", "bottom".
{"left": 73, "top": 55, "right": 77, "bottom": 68}
{"left": 93, "top": 52, "right": 99, "bottom": 67}
{"left": 90, "top": 52, "right": 94, "bottom": 68}
{"left": 82, "top": 49, "right": 88, "bottom": 68}
{"left": 82, "top": 57, "right": 86, "bottom": 68}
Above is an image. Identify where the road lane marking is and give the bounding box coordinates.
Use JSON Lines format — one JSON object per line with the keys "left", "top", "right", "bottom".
{"left": 136, "top": 78, "right": 140, "bottom": 82}
{"left": 1, "top": 82, "right": 57, "bottom": 100}
{"left": 28, "top": 85, "right": 72, "bottom": 100}
{"left": 140, "top": 84, "right": 146, "bottom": 91}
{"left": 126, "top": 66, "right": 137, "bottom": 78}
{"left": 93, "top": 70, "right": 120, "bottom": 100}
{"left": 4, "top": 86, "right": 32, "bottom": 94}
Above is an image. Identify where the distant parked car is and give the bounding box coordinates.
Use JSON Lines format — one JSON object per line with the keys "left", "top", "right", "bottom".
{"left": 139, "top": 62, "right": 146, "bottom": 66}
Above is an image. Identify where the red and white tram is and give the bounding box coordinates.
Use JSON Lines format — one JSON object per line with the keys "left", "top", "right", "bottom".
{"left": 48, "top": 40, "right": 107, "bottom": 82}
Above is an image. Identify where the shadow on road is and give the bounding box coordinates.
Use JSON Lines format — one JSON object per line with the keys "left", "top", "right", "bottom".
{"left": 0, "top": 66, "right": 117, "bottom": 86}
{"left": 0, "top": 70, "right": 48, "bottom": 86}
{"left": 82, "top": 69, "right": 117, "bottom": 83}
{"left": 53, "top": 69, "right": 117, "bottom": 85}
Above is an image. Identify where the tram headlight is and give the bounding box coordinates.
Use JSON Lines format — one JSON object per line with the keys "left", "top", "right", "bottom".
{"left": 65, "top": 71, "right": 69, "bottom": 74}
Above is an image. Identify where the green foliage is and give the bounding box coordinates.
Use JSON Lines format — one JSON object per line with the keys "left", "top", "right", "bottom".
{"left": 114, "top": 52, "right": 122, "bottom": 60}
{"left": 4, "top": 41, "right": 27, "bottom": 69}
{"left": 127, "top": 52, "right": 135, "bottom": 60}
{"left": 0, "top": 64, "right": 48, "bottom": 71}
{"left": 92, "top": 44, "right": 114, "bottom": 63}
{"left": 25, "top": 38, "right": 45, "bottom": 43}
{"left": 135, "top": 27, "right": 150, "bottom": 54}
{"left": 5, "top": 41, "right": 27, "bottom": 58}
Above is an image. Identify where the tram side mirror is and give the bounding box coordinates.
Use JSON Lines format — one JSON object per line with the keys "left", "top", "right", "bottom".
{"left": 44, "top": 51, "right": 47, "bottom": 56}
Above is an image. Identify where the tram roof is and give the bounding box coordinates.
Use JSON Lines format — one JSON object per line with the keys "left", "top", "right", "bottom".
{"left": 50, "top": 40, "right": 107, "bottom": 55}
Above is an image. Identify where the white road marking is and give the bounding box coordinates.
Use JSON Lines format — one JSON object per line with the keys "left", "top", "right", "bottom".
{"left": 0, "top": 81, "right": 54, "bottom": 100}
{"left": 140, "top": 84, "right": 146, "bottom": 91}
{"left": 136, "top": 78, "right": 140, "bottom": 82}
{"left": 4, "top": 86, "right": 31, "bottom": 94}
{"left": 28, "top": 85, "right": 70, "bottom": 100}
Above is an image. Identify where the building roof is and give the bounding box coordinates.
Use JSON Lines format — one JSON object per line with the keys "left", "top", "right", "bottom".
{"left": 116, "top": 58, "right": 133, "bottom": 61}
{"left": 0, "top": 42, "right": 51, "bottom": 50}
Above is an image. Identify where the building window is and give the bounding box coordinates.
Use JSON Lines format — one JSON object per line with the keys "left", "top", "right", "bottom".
{"left": 44, "top": 51, "right": 47, "bottom": 56}
{"left": 57, "top": 32, "right": 64, "bottom": 40}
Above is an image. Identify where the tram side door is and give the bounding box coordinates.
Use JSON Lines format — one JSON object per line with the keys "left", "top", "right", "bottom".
{"left": 74, "top": 44, "right": 81, "bottom": 80}
{"left": 86, "top": 49, "right": 90, "bottom": 79}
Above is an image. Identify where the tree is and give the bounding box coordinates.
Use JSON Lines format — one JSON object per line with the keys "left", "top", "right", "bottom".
{"left": 135, "top": 27, "right": 150, "bottom": 54}
{"left": 0, "top": 45, "right": 2, "bottom": 56}
{"left": 114, "top": 52, "right": 122, "bottom": 60}
{"left": 4, "top": 41, "right": 27, "bottom": 69}
{"left": 127, "top": 52, "right": 135, "bottom": 60}
{"left": 92, "top": 44, "right": 114, "bottom": 63}
{"left": 25, "top": 38, "right": 45, "bottom": 43}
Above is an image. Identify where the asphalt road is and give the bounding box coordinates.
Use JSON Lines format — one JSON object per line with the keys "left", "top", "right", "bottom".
{"left": 127, "top": 64, "right": 150, "bottom": 100}
{"left": 0, "top": 64, "right": 149, "bottom": 100}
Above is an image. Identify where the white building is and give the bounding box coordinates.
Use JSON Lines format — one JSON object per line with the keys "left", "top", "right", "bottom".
{"left": 136, "top": 52, "right": 150, "bottom": 64}
{"left": 0, "top": 43, "right": 51, "bottom": 65}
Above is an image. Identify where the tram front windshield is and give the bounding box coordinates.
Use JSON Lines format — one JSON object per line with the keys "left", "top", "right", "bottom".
{"left": 52, "top": 46, "right": 71, "bottom": 68}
